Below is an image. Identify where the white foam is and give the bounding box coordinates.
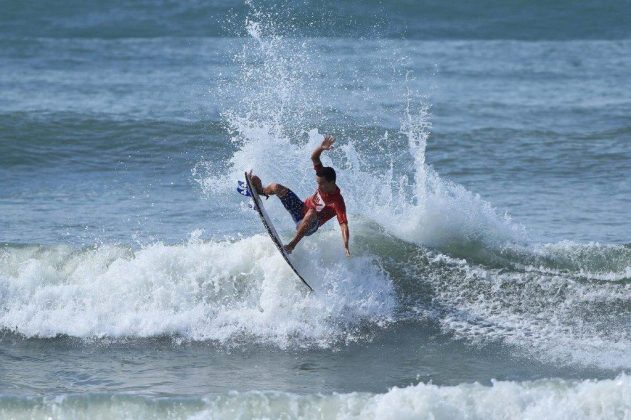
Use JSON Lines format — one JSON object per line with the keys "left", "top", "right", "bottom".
{"left": 196, "top": 375, "right": 631, "bottom": 420}
{"left": 3, "top": 375, "right": 629, "bottom": 419}
{"left": 194, "top": 13, "right": 528, "bottom": 258}
{"left": 424, "top": 251, "right": 631, "bottom": 370}
{"left": 0, "top": 237, "right": 395, "bottom": 345}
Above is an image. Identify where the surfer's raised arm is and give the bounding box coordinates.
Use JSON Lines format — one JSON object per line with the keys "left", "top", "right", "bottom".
{"left": 311, "top": 134, "right": 335, "bottom": 166}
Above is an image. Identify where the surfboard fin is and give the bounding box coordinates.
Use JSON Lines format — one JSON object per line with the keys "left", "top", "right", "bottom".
{"left": 237, "top": 180, "right": 251, "bottom": 197}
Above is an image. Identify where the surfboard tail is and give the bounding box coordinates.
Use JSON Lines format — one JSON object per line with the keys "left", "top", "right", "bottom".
{"left": 237, "top": 180, "right": 252, "bottom": 197}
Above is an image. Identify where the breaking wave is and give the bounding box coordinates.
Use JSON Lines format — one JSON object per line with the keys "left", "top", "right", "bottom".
{"left": 2, "top": 375, "right": 630, "bottom": 420}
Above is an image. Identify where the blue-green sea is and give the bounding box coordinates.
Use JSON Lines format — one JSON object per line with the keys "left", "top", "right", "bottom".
{"left": 1, "top": 1, "right": 630, "bottom": 418}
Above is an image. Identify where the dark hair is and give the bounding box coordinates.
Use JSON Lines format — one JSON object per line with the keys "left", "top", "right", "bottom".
{"left": 316, "top": 166, "right": 336, "bottom": 183}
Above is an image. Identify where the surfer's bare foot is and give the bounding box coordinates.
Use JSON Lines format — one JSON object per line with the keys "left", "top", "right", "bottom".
{"left": 249, "top": 173, "right": 269, "bottom": 198}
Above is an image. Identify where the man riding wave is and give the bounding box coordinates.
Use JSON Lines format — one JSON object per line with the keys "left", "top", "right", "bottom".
{"left": 250, "top": 135, "right": 350, "bottom": 256}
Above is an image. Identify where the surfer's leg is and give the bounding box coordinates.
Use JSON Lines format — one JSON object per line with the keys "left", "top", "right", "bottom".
{"left": 278, "top": 189, "right": 307, "bottom": 224}
{"left": 263, "top": 183, "right": 289, "bottom": 197}
{"left": 301, "top": 214, "right": 319, "bottom": 236}
{"left": 285, "top": 209, "right": 317, "bottom": 253}
{"left": 297, "top": 210, "right": 318, "bottom": 235}
{"left": 250, "top": 175, "right": 288, "bottom": 197}
{"left": 279, "top": 190, "right": 318, "bottom": 236}
{"left": 250, "top": 175, "right": 304, "bottom": 223}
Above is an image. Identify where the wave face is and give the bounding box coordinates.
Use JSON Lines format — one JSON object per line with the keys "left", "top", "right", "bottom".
{"left": 1, "top": 375, "right": 630, "bottom": 419}
{"left": 2, "top": 0, "right": 630, "bottom": 40}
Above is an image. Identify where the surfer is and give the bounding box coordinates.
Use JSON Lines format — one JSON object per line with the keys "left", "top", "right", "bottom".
{"left": 250, "top": 135, "right": 350, "bottom": 257}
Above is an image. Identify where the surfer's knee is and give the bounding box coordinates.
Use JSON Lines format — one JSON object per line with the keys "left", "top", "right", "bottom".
{"left": 304, "top": 208, "right": 317, "bottom": 221}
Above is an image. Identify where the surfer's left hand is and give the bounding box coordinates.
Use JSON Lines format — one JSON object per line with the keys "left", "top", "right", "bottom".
{"left": 284, "top": 244, "right": 294, "bottom": 254}
{"left": 345, "top": 248, "right": 351, "bottom": 257}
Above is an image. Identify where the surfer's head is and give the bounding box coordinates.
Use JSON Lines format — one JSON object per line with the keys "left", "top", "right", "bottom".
{"left": 316, "top": 166, "right": 337, "bottom": 192}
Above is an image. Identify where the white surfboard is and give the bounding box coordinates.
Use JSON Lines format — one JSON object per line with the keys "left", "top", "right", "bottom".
{"left": 243, "top": 171, "right": 314, "bottom": 292}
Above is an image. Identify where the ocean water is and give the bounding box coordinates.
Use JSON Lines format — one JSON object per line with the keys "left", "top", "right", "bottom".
{"left": 1, "top": 1, "right": 631, "bottom": 418}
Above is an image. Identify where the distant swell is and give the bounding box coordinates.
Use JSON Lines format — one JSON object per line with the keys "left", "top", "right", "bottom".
{"left": 0, "top": 112, "right": 226, "bottom": 169}
{"left": 1, "top": 0, "right": 630, "bottom": 40}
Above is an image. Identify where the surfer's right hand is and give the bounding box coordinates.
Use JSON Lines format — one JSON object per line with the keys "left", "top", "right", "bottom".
{"left": 283, "top": 244, "right": 294, "bottom": 254}
{"left": 321, "top": 135, "right": 335, "bottom": 150}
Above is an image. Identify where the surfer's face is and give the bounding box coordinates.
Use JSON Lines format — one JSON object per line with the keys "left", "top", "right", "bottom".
{"left": 316, "top": 175, "right": 335, "bottom": 192}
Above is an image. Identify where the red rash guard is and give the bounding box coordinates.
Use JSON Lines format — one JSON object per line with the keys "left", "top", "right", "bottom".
{"left": 303, "top": 162, "right": 348, "bottom": 227}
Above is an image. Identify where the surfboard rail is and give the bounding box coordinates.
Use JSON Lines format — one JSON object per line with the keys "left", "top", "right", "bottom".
{"left": 244, "top": 172, "right": 314, "bottom": 292}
